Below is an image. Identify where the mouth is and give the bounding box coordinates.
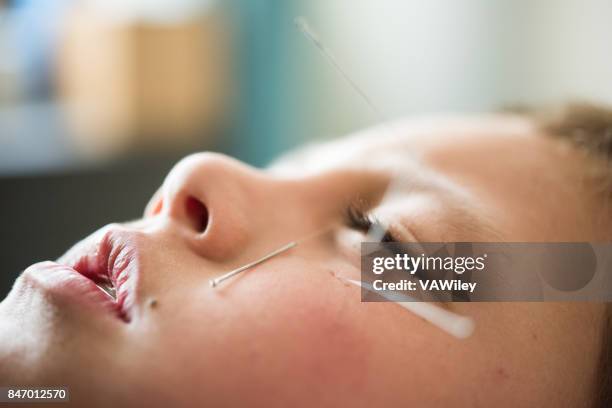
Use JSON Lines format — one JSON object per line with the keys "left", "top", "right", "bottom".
{"left": 53, "top": 229, "right": 141, "bottom": 322}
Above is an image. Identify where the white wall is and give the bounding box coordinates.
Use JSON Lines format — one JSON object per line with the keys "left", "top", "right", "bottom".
{"left": 301, "top": 0, "right": 612, "bottom": 136}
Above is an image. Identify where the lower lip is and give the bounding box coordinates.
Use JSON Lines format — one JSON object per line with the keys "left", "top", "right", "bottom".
{"left": 20, "top": 261, "right": 122, "bottom": 319}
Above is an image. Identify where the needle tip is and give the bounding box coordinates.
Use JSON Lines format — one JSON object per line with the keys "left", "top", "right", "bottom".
{"left": 209, "top": 279, "right": 218, "bottom": 289}
{"left": 294, "top": 16, "right": 317, "bottom": 43}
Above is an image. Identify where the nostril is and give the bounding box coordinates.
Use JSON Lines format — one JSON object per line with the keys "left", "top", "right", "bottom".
{"left": 151, "top": 199, "right": 163, "bottom": 215}
{"left": 185, "top": 196, "right": 209, "bottom": 233}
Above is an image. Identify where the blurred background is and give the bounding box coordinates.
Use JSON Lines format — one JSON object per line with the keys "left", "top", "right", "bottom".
{"left": 1, "top": 0, "right": 611, "bottom": 296}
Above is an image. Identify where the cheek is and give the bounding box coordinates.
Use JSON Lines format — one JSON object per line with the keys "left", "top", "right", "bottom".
{"left": 135, "top": 255, "right": 572, "bottom": 407}
{"left": 134, "top": 261, "right": 377, "bottom": 405}
{"left": 266, "top": 284, "right": 373, "bottom": 389}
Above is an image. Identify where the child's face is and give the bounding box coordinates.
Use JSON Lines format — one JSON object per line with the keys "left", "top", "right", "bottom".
{"left": 0, "top": 115, "right": 606, "bottom": 407}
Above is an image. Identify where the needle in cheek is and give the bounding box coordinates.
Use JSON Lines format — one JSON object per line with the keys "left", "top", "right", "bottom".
{"left": 341, "top": 277, "right": 475, "bottom": 339}
{"left": 209, "top": 242, "right": 298, "bottom": 288}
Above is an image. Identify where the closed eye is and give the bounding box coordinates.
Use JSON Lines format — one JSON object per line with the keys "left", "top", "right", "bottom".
{"left": 345, "top": 203, "right": 397, "bottom": 243}
{"left": 345, "top": 204, "right": 452, "bottom": 302}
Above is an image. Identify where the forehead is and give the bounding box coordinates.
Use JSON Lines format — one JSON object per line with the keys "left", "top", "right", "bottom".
{"left": 270, "top": 114, "right": 538, "bottom": 174}
{"left": 272, "top": 114, "right": 599, "bottom": 241}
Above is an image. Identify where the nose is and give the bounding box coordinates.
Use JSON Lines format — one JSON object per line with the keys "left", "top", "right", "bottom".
{"left": 155, "top": 152, "right": 267, "bottom": 260}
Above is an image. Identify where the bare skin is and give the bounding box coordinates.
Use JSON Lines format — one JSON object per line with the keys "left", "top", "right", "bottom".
{"left": 0, "top": 114, "right": 606, "bottom": 407}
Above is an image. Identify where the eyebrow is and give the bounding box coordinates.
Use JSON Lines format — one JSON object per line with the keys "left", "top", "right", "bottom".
{"left": 378, "top": 163, "right": 505, "bottom": 242}
{"left": 439, "top": 202, "right": 504, "bottom": 241}
{"left": 272, "top": 140, "right": 503, "bottom": 241}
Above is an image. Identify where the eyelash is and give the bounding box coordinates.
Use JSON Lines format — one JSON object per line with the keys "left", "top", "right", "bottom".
{"left": 346, "top": 204, "right": 444, "bottom": 300}
{"left": 345, "top": 204, "right": 398, "bottom": 243}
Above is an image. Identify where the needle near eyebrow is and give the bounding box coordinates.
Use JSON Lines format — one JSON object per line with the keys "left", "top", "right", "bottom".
{"left": 209, "top": 242, "right": 297, "bottom": 288}
{"left": 294, "top": 17, "right": 386, "bottom": 122}
{"left": 295, "top": 16, "right": 400, "bottom": 240}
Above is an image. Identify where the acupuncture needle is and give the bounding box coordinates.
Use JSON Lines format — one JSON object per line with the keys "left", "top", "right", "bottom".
{"left": 294, "top": 17, "right": 387, "bottom": 122}
{"left": 295, "top": 15, "right": 404, "bottom": 240}
{"left": 209, "top": 242, "right": 297, "bottom": 288}
{"left": 209, "top": 225, "right": 335, "bottom": 289}
{"left": 297, "top": 18, "right": 476, "bottom": 338}
{"left": 342, "top": 278, "right": 475, "bottom": 339}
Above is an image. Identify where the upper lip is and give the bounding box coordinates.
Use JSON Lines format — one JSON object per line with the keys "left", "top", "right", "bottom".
{"left": 58, "top": 228, "right": 141, "bottom": 322}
